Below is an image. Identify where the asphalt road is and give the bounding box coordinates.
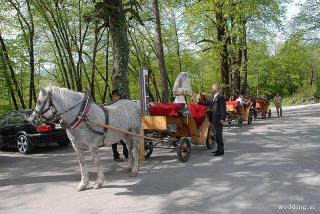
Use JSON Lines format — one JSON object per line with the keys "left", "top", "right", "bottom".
{"left": 0, "top": 104, "right": 319, "bottom": 214}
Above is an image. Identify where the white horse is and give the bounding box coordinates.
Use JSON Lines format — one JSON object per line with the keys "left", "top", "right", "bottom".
{"left": 29, "top": 86, "right": 141, "bottom": 191}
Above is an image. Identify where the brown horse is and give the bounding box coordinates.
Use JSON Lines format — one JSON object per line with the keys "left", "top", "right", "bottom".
{"left": 193, "top": 92, "right": 213, "bottom": 103}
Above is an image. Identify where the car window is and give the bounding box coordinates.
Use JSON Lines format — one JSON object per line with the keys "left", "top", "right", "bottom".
{"left": 0, "top": 118, "right": 9, "bottom": 125}
{"left": 8, "top": 112, "right": 30, "bottom": 124}
{"left": 0, "top": 112, "right": 12, "bottom": 125}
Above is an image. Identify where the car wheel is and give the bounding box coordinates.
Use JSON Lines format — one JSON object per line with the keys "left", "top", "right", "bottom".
{"left": 58, "top": 140, "right": 70, "bottom": 147}
{"left": 17, "top": 135, "right": 33, "bottom": 154}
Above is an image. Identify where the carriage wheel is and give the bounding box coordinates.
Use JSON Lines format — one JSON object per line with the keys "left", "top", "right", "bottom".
{"left": 262, "top": 112, "right": 267, "bottom": 119}
{"left": 144, "top": 141, "right": 154, "bottom": 159}
{"left": 206, "top": 125, "right": 216, "bottom": 150}
{"left": 248, "top": 114, "right": 253, "bottom": 125}
{"left": 237, "top": 117, "right": 242, "bottom": 127}
{"left": 176, "top": 137, "right": 191, "bottom": 162}
{"left": 268, "top": 109, "right": 272, "bottom": 118}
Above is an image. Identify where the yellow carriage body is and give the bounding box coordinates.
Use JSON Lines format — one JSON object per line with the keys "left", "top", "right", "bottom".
{"left": 142, "top": 116, "right": 210, "bottom": 145}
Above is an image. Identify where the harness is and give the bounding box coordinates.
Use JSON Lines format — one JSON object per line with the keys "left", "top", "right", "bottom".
{"left": 35, "top": 89, "right": 109, "bottom": 136}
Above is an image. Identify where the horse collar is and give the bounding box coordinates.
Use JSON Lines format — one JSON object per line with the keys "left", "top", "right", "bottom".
{"left": 63, "top": 92, "right": 91, "bottom": 129}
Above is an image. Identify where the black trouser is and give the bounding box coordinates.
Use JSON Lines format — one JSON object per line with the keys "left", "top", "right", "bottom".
{"left": 213, "top": 122, "right": 224, "bottom": 152}
{"left": 112, "top": 140, "right": 128, "bottom": 159}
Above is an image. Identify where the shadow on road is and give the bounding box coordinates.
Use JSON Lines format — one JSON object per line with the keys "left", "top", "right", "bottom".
{"left": 0, "top": 104, "right": 319, "bottom": 214}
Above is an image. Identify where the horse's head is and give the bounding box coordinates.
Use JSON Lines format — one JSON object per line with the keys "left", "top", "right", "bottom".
{"left": 29, "top": 86, "right": 57, "bottom": 127}
{"left": 193, "top": 92, "right": 213, "bottom": 102}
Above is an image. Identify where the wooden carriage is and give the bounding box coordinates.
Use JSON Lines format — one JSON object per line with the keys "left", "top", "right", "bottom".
{"left": 226, "top": 101, "right": 253, "bottom": 127}
{"left": 141, "top": 103, "right": 215, "bottom": 162}
{"left": 251, "top": 99, "right": 271, "bottom": 119}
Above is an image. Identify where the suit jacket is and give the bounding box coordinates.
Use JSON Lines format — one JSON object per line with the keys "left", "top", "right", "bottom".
{"left": 198, "top": 93, "right": 226, "bottom": 124}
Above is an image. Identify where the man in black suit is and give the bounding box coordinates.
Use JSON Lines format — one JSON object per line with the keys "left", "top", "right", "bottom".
{"left": 197, "top": 84, "right": 226, "bottom": 156}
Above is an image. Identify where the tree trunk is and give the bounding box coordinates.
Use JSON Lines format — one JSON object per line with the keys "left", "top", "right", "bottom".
{"left": 25, "top": 0, "right": 37, "bottom": 109}
{"left": 215, "top": 4, "right": 230, "bottom": 96}
{"left": 153, "top": 0, "right": 169, "bottom": 103}
{"left": 28, "top": 31, "right": 36, "bottom": 108}
{"left": 0, "top": 32, "right": 26, "bottom": 109}
{"left": 232, "top": 45, "right": 242, "bottom": 96}
{"left": 90, "top": 21, "right": 99, "bottom": 101}
{"left": 173, "top": 16, "right": 182, "bottom": 73}
{"left": 109, "top": 1, "right": 130, "bottom": 98}
{"left": 241, "top": 20, "right": 248, "bottom": 96}
{"left": 0, "top": 49, "right": 19, "bottom": 110}
{"left": 103, "top": 31, "right": 110, "bottom": 103}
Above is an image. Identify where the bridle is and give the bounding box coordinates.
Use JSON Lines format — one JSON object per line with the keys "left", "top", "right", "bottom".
{"left": 34, "top": 90, "right": 89, "bottom": 129}
{"left": 34, "top": 90, "right": 61, "bottom": 122}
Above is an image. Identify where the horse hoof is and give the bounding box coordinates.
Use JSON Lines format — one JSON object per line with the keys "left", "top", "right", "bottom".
{"left": 93, "top": 183, "right": 102, "bottom": 189}
{"left": 130, "top": 171, "right": 138, "bottom": 177}
{"left": 77, "top": 183, "right": 88, "bottom": 191}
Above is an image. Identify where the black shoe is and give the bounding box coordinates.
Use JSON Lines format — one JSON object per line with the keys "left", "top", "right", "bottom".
{"left": 114, "top": 157, "right": 123, "bottom": 162}
{"left": 123, "top": 152, "right": 128, "bottom": 159}
{"left": 214, "top": 151, "right": 224, "bottom": 156}
{"left": 212, "top": 151, "right": 218, "bottom": 154}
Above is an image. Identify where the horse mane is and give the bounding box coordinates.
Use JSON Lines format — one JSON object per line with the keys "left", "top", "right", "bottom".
{"left": 48, "top": 86, "right": 83, "bottom": 103}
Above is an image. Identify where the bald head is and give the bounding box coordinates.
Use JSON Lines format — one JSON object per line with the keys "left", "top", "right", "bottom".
{"left": 212, "top": 84, "right": 221, "bottom": 94}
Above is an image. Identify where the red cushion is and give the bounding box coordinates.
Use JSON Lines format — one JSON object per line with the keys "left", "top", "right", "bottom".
{"left": 188, "top": 103, "right": 207, "bottom": 117}
{"left": 226, "top": 101, "right": 239, "bottom": 107}
{"left": 149, "top": 103, "right": 183, "bottom": 116}
{"left": 188, "top": 104, "right": 208, "bottom": 127}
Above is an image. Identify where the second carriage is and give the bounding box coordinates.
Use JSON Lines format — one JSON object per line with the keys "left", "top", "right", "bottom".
{"left": 251, "top": 98, "right": 272, "bottom": 119}
{"left": 225, "top": 100, "right": 253, "bottom": 127}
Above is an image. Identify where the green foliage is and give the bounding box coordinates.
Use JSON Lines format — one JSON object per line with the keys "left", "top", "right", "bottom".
{"left": 0, "top": 0, "right": 319, "bottom": 114}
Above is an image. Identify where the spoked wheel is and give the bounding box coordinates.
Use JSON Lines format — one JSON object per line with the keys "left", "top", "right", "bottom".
{"left": 206, "top": 125, "right": 216, "bottom": 150}
{"left": 176, "top": 137, "right": 191, "bottom": 162}
{"left": 268, "top": 109, "right": 272, "bottom": 118}
{"left": 17, "top": 135, "right": 33, "bottom": 154}
{"left": 237, "top": 117, "right": 242, "bottom": 127}
{"left": 248, "top": 114, "right": 253, "bottom": 125}
{"left": 262, "top": 112, "right": 267, "bottom": 119}
{"left": 144, "top": 141, "right": 154, "bottom": 159}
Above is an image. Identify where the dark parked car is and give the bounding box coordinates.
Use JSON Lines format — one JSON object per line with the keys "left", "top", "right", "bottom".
{"left": 0, "top": 110, "right": 70, "bottom": 154}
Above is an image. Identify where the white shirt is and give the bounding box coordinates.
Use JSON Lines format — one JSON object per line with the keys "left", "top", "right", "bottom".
{"left": 213, "top": 92, "right": 219, "bottom": 102}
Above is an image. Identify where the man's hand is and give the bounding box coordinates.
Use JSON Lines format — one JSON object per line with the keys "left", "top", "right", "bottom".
{"left": 220, "top": 120, "right": 225, "bottom": 125}
{"left": 193, "top": 94, "right": 200, "bottom": 103}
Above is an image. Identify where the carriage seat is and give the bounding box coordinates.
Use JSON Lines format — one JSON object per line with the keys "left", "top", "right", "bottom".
{"left": 226, "top": 101, "right": 239, "bottom": 112}
{"left": 256, "top": 99, "right": 267, "bottom": 109}
{"left": 149, "top": 103, "right": 184, "bottom": 117}
{"left": 148, "top": 103, "right": 207, "bottom": 128}
{"left": 187, "top": 103, "right": 208, "bottom": 127}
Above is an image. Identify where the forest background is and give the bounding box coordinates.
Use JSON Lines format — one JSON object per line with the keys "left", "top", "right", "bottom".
{"left": 0, "top": 0, "right": 319, "bottom": 115}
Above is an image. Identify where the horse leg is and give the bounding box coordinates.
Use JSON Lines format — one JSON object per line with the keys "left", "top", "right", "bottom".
{"left": 91, "top": 147, "right": 104, "bottom": 189}
{"left": 126, "top": 139, "right": 134, "bottom": 173}
{"left": 130, "top": 138, "right": 139, "bottom": 177}
{"left": 73, "top": 146, "right": 89, "bottom": 191}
